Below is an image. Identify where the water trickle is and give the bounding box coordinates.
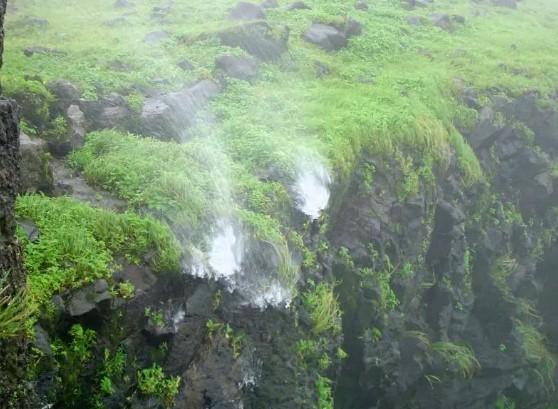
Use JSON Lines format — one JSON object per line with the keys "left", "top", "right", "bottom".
{"left": 294, "top": 158, "right": 331, "bottom": 219}
{"left": 208, "top": 220, "right": 243, "bottom": 282}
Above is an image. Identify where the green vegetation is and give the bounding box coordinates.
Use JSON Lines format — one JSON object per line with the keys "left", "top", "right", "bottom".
{"left": 494, "top": 394, "right": 516, "bottom": 409}
{"left": 137, "top": 364, "right": 181, "bottom": 408}
{"left": 0, "top": 273, "right": 32, "bottom": 339}
{"left": 432, "top": 341, "right": 481, "bottom": 379}
{"left": 302, "top": 282, "right": 342, "bottom": 336}
{"left": 16, "top": 195, "right": 179, "bottom": 307}
{"left": 315, "top": 375, "right": 334, "bottom": 409}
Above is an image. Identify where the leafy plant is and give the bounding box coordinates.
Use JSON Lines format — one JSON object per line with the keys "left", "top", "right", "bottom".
{"left": 316, "top": 375, "right": 333, "bottom": 409}
{"left": 137, "top": 364, "right": 181, "bottom": 408}
{"left": 432, "top": 341, "right": 480, "bottom": 379}
{"left": 302, "top": 283, "right": 342, "bottom": 336}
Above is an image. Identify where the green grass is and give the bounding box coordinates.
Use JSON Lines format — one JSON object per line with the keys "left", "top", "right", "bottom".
{"left": 0, "top": 273, "right": 32, "bottom": 339}
{"left": 16, "top": 194, "right": 180, "bottom": 307}
{"left": 302, "top": 282, "right": 342, "bottom": 336}
{"left": 432, "top": 341, "right": 481, "bottom": 379}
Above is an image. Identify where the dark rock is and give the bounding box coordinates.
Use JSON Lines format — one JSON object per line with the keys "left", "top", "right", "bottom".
{"left": 177, "top": 58, "right": 194, "bottom": 70}
{"left": 215, "top": 54, "right": 260, "bottom": 81}
{"left": 114, "top": 0, "right": 135, "bottom": 8}
{"left": 107, "top": 59, "right": 130, "bottom": 72}
{"left": 105, "top": 17, "right": 128, "bottom": 26}
{"left": 452, "top": 14, "right": 465, "bottom": 24}
{"left": 23, "top": 16, "right": 49, "bottom": 28}
{"left": 23, "top": 46, "right": 63, "bottom": 57}
{"left": 17, "top": 220, "right": 39, "bottom": 243}
{"left": 302, "top": 23, "right": 348, "bottom": 51}
{"left": 18, "top": 132, "right": 53, "bottom": 193}
{"left": 144, "top": 31, "right": 170, "bottom": 43}
{"left": 78, "top": 92, "right": 132, "bottom": 131}
{"left": 314, "top": 61, "right": 329, "bottom": 78}
{"left": 287, "top": 2, "right": 311, "bottom": 10}
{"left": 406, "top": 16, "right": 422, "bottom": 26}
{"left": 407, "top": 0, "right": 431, "bottom": 7}
{"left": 65, "top": 104, "right": 85, "bottom": 150}
{"left": 355, "top": 1, "right": 368, "bottom": 10}
{"left": 261, "top": 0, "right": 278, "bottom": 8}
{"left": 429, "top": 13, "right": 453, "bottom": 32}
{"left": 492, "top": 0, "right": 517, "bottom": 8}
{"left": 138, "top": 80, "right": 222, "bottom": 141}
{"left": 228, "top": 2, "right": 266, "bottom": 20}
{"left": 66, "top": 279, "right": 112, "bottom": 318}
{"left": 343, "top": 19, "right": 363, "bottom": 38}
{"left": 46, "top": 79, "right": 80, "bottom": 115}
{"left": 218, "top": 22, "right": 289, "bottom": 61}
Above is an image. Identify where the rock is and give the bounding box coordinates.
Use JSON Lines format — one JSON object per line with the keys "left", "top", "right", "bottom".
{"left": 217, "top": 22, "right": 289, "bottom": 61}
{"left": 344, "top": 19, "right": 363, "bottom": 38}
{"left": 17, "top": 220, "right": 39, "bottom": 243}
{"left": 314, "top": 61, "right": 329, "bottom": 78}
{"left": 138, "top": 80, "right": 222, "bottom": 141}
{"left": 105, "top": 17, "right": 128, "bottom": 26}
{"left": 261, "top": 0, "right": 278, "bottom": 8}
{"left": 452, "top": 14, "right": 465, "bottom": 24}
{"left": 429, "top": 13, "right": 453, "bottom": 32}
{"left": 177, "top": 58, "right": 194, "bottom": 70}
{"left": 23, "top": 16, "right": 49, "bottom": 28}
{"left": 355, "top": 1, "right": 368, "bottom": 10}
{"left": 407, "top": 0, "right": 431, "bottom": 7}
{"left": 287, "top": 2, "right": 311, "bottom": 10}
{"left": 114, "top": 0, "right": 135, "bottom": 7}
{"left": 152, "top": 2, "right": 172, "bottom": 19}
{"left": 215, "top": 54, "right": 260, "bottom": 81}
{"left": 23, "top": 46, "right": 63, "bottom": 57}
{"left": 107, "top": 59, "right": 131, "bottom": 72}
{"left": 302, "top": 23, "right": 347, "bottom": 51}
{"left": 406, "top": 16, "right": 422, "bottom": 26}
{"left": 144, "top": 31, "right": 171, "bottom": 43}
{"left": 228, "top": 2, "right": 266, "bottom": 20}
{"left": 18, "top": 133, "right": 53, "bottom": 194}
{"left": 78, "top": 92, "right": 132, "bottom": 131}
{"left": 46, "top": 79, "right": 80, "bottom": 115}
{"left": 65, "top": 104, "right": 85, "bottom": 150}
{"left": 492, "top": 0, "right": 517, "bottom": 8}
{"left": 66, "top": 279, "right": 112, "bottom": 318}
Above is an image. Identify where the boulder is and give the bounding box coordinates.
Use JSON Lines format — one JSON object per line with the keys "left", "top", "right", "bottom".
{"left": 492, "top": 0, "right": 517, "bottom": 8}
{"left": 429, "top": 13, "right": 453, "bottom": 32}
{"left": 138, "top": 80, "right": 222, "bottom": 141}
{"left": 22, "top": 16, "right": 49, "bottom": 28}
{"left": 17, "top": 220, "right": 39, "bottom": 243}
{"left": 406, "top": 16, "right": 422, "bottom": 26}
{"left": 46, "top": 79, "right": 80, "bottom": 116}
{"left": 215, "top": 54, "right": 260, "bottom": 81}
{"left": 407, "top": 0, "right": 431, "bottom": 7}
{"left": 218, "top": 22, "right": 289, "bottom": 61}
{"left": 355, "top": 1, "right": 368, "bottom": 10}
{"left": 228, "top": 2, "right": 266, "bottom": 20}
{"left": 66, "top": 279, "right": 112, "bottom": 318}
{"left": 18, "top": 133, "right": 53, "bottom": 194}
{"left": 114, "top": 0, "right": 135, "bottom": 7}
{"left": 287, "top": 2, "right": 311, "bottom": 10}
{"left": 23, "top": 46, "right": 64, "bottom": 57}
{"left": 302, "top": 23, "right": 347, "bottom": 51}
{"left": 261, "top": 0, "right": 278, "bottom": 8}
{"left": 144, "top": 31, "right": 171, "bottom": 43}
{"left": 66, "top": 104, "right": 85, "bottom": 149}
{"left": 177, "top": 58, "right": 195, "bottom": 70}
{"left": 78, "top": 92, "right": 132, "bottom": 131}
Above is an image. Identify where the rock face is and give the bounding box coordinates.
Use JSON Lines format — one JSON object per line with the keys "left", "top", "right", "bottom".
{"left": 66, "top": 279, "right": 112, "bottom": 319}
{"left": 215, "top": 54, "right": 260, "bottom": 81}
{"left": 19, "top": 132, "right": 53, "bottom": 193}
{"left": 218, "top": 22, "right": 290, "bottom": 61}
{"left": 78, "top": 92, "right": 132, "bottom": 131}
{"left": 0, "top": 1, "right": 31, "bottom": 406}
{"left": 138, "top": 80, "right": 222, "bottom": 141}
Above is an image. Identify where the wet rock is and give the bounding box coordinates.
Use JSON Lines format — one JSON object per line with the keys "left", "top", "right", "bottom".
{"left": 429, "top": 13, "right": 453, "bottom": 32}
{"left": 114, "top": 0, "right": 135, "bottom": 8}
{"left": 302, "top": 23, "right": 348, "bottom": 51}
{"left": 23, "top": 46, "right": 64, "bottom": 57}
{"left": 215, "top": 54, "right": 260, "bottom": 81}
{"left": 46, "top": 79, "right": 80, "bottom": 116}
{"left": 18, "top": 133, "right": 53, "bottom": 194}
{"left": 355, "top": 1, "right": 368, "bottom": 10}
{"left": 65, "top": 104, "right": 85, "bottom": 149}
{"left": 218, "top": 22, "right": 289, "bottom": 61}
{"left": 407, "top": 0, "right": 431, "bottom": 7}
{"left": 466, "top": 106, "right": 501, "bottom": 150}
{"left": 452, "top": 14, "right": 465, "bottom": 24}
{"left": 406, "top": 16, "right": 422, "bottom": 26}
{"left": 492, "top": 0, "right": 517, "bottom": 8}
{"left": 144, "top": 31, "right": 171, "bottom": 43}
{"left": 66, "top": 279, "right": 112, "bottom": 318}
{"left": 344, "top": 19, "right": 363, "bottom": 37}
{"left": 261, "top": 0, "right": 278, "bottom": 8}
{"left": 177, "top": 58, "right": 194, "bottom": 70}
{"left": 23, "top": 16, "right": 49, "bottom": 28}
{"left": 287, "top": 1, "right": 311, "bottom": 10}
{"left": 78, "top": 92, "right": 132, "bottom": 131}
{"left": 138, "top": 80, "right": 222, "bottom": 141}
{"left": 17, "top": 220, "right": 39, "bottom": 243}
{"left": 228, "top": 2, "right": 266, "bottom": 20}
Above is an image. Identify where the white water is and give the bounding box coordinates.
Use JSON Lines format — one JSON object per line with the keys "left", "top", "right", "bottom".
{"left": 208, "top": 221, "right": 243, "bottom": 282}
{"left": 294, "top": 158, "right": 331, "bottom": 219}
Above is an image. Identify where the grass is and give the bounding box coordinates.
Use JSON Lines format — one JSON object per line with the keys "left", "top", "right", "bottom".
{"left": 432, "top": 341, "right": 481, "bottom": 379}
{"left": 15, "top": 194, "right": 180, "bottom": 307}
{"left": 0, "top": 273, "right": 32, "bottom": 339}
{"left": 302, "top": 282, "right": 342, "bottom": 336}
